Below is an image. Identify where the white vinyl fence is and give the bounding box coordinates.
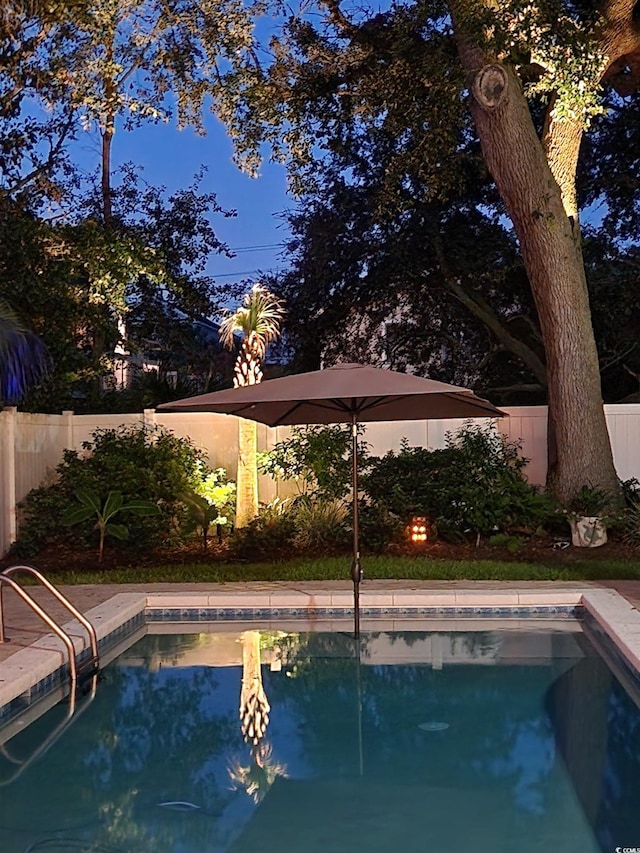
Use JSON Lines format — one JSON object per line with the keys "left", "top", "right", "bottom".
{"left": 1, "top": 404, "right": 640, "bottom": 557}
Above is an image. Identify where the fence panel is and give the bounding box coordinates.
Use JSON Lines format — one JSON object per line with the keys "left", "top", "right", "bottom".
{"left": 604, "top": 404, "right": 640, "bottom": 483}
{"left": 0, "top": 408, "right": 15, "bottom": 556}
{"left": 14, "top": 412, "right": 71, "bottom": 500}
{"left": 69, "top": 413, "right": 144, "bottom": 451}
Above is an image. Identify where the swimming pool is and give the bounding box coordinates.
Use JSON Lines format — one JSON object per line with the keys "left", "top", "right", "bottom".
{"left": 1, "top": 624, "right": 638, "bottom": 852}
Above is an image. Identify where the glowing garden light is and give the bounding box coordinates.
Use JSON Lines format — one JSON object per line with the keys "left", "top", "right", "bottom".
{"left": 410, "top": 516, "right": 428, "bottom": 544}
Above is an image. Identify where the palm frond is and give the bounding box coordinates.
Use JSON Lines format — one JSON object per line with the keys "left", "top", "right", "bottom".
{"left": 0, "top": 300, "right": 49, "bottom": 405}
{"left": 219, "top": 284, "right": 285, "bottom": 354}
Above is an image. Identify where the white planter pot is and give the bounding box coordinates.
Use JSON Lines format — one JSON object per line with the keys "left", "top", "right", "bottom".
{"left": 569, "top": 516, "right": 608, "bottom": 548}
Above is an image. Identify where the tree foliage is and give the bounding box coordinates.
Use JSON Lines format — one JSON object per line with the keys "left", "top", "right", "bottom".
{"left": 0, "top": 169, "right": 233, "bottom": 411}
{"left": 231, "top": 0, "right": 640, "bottom": 500}
{"left": 0, "top": 0, "right": 265, "bottom": 410}
{"left": 271, "top": 157, "right": 640, "bottom": 405}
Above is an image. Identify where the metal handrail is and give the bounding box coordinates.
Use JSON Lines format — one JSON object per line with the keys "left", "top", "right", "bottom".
{"left": 0, "top": 565, "right": 99, "bottom": 672}
{"left": 0, "top": 575, "right": 79, "bottom": 689}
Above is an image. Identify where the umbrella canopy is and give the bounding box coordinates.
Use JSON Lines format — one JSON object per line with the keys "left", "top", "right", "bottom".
{"left": 158, "top": 363, "right": 506, "bottom": 425}
{"left": 160, "top": 364, "right": 506, "bottom": 636}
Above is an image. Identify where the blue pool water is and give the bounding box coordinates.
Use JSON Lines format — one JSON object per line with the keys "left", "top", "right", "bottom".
{"left": 0, "top": 627, "right": 639, "bottom": 852}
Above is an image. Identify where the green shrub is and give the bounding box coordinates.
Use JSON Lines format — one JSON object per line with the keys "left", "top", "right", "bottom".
{"left": 194, "top": 467, "right": 236, "bottom": 529}
{"left": 292, "top": 500, "right": 351, "bottom": 553}
{"left": 358, "top": 501, "right": 405, "bottom": 553}
{"left": 362, "top": 422, "right": 551, "bottom": 542}
{"left": 360, "top": 443, "right": 435, "bottom": 520}
{"left": 13, "top": 424, "right": 207, "bottom": 557}
{"left": 230, "top": 499, "right": 299, "bottom": 559}
{"left": 259, "top": 424, "right": 367, "bottom": 502}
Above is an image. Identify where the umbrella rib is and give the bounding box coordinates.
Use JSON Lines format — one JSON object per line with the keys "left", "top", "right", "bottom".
{"left": 271, "top": 400, "right": 307, "bottom": 426}
{"left": 361, "top": 392, "right": 502, "bottom": 417}
{"left": 271, "top": 398, "right": 350, "bottom": 426}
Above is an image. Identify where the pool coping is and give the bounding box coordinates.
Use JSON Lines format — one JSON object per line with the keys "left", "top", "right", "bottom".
{"left": 0, "top": 585, "right": 639, "bottom": 727}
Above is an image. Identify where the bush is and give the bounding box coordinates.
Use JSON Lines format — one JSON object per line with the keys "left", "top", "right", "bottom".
{"left": 195, "top": 467, "right": 236, "bottom": 529}
{"left": 230, "top": 499, "right": 299, "bottom": 559}
{"left": 361, "top": 422, "right": 551, "bottom": 542}
{"left": 358, "top": 501, "right": 405, "bottom": 553}
{"left": 259, "top": 424, "right": 367, "bottom": 502}
{"left": 13, "top": 424, "right": 208, "bottom": 558}
{"left": 292, "top": 500, "right": 351, "bottom": 553}
{"left": 231, "top": 496, "right": 353, "bottom": 558}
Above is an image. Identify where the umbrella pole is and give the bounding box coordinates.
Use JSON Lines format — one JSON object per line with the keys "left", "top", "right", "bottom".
{"left": 350, "top": 413, "right": 362, "bottom": 638}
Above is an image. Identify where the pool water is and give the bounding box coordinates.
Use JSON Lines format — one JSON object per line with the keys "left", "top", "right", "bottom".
{"left": 0, "top": 627, "right": 639, "bottom": 852}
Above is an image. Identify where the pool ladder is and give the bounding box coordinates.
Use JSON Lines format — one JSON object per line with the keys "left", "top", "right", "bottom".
{"left": 0, "top": 564, "right": 100, "bottom": 696}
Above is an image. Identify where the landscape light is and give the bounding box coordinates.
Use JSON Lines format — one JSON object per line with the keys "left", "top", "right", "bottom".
{"left": 410, "top": 516, "right": 428, "bottom": 544}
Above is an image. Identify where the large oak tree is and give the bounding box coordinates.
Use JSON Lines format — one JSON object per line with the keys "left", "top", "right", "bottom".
{"left": 236, "top": 0, "right": 640, "bottom": 503}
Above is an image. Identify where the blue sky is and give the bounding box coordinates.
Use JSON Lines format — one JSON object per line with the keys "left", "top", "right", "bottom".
{"left": 72, "top": 112, "right": 293, "bottom": 288}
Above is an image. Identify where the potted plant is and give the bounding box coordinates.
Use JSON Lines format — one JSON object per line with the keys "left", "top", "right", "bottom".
{"left": 565, "top": 485, "right": 612, "bottom": 548}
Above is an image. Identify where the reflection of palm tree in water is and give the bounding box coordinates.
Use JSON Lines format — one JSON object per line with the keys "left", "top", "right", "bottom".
{"left": 229, "top": 741, "right": 287, "bottom": 804}
{"left": 239, "top": 631, "right": 270, "bottom": 745}
{"left": 230, "top": 631, "right": 287, "bottom": 803}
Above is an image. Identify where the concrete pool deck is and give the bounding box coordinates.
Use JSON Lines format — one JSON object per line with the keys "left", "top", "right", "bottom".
{"left": 1, "top": 578, "right": 640, "bottom": 664}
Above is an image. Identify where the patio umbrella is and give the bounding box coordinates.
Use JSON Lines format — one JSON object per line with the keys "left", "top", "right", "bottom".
{"left": 159, "top": 364, "right": 507, "bottom": 635}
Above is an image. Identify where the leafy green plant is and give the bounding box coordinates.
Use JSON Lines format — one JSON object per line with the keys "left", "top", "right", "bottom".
{"left": 565, "top": 484, "right": 614, "bottom": 517}
{"left": 231, "top": 499, "right": 299, "bottom": 559}
{"left": 180, "top": 489, "right": 225, "bottom": 551}
{"left": 62, "top": 489, "right": 160, "bottom": 561}
{"left": 360, "top": 441, "right": 435, "bottom": 520}
{"left": 259, "top": 425, "right": 368, "bottom": 502}
{"left": 358, "top": 502, "right": 405, "bottom": 553}
{"left": 194, "top": 467, "right": 236, "bottom": 528}
{"left": 622, "top": 502, "right": 640, "bottom": 547}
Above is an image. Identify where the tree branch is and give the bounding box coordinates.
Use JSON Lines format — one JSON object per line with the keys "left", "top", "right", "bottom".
{"left": 0, "top": 115, "right": 74, "bottom": 198}
{"left": 430, "top": 234, "right": 548, "bottom": 387}
{"left": 599, "top": 0, "right": 640, "bottom": 87}
{"left": 319, "top": 0, "right": 358, "bottom": 37}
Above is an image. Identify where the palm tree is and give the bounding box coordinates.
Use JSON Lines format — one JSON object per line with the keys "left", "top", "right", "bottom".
{"left": 0, "top": 299, "right": 48, "bottom": 406}
{"left": 219, "top": 284, "right": 285, "bottom": 527}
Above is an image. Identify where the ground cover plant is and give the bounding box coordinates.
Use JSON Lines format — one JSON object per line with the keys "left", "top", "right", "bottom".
{"left": 18, "top": 553, "right": 640, "bottom": 586}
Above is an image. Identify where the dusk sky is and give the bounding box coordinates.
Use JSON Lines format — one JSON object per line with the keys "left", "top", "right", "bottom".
{"left": 71, "top": 111, "right": 293, "bottom": 290}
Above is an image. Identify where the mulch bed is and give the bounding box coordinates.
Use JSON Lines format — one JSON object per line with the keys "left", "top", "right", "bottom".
{"left": 2, "top": 532, "right": 638, "bottom": 576}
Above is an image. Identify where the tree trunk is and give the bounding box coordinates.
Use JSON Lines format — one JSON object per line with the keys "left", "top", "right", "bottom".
{"left": 236, "top": 417, "right": 259, "bottom": 527}
{"left": 448, "top": 19, "right": 620, "bottom": 503}
{"left": 93, "top": 36, "right": 116, "bottom": 371}
{"left": 101, "top": 125, "right": 113, "bottom": 226}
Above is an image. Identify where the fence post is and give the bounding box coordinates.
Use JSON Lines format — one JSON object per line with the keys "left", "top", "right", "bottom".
{"left": 1, "top": 407, "right": 18, "bottom": 549}
{"left": 143, "top": 408, "right": 157, "bottom": 430}
{"left": 62, "top": 409, "right": 74, "bottom": 450}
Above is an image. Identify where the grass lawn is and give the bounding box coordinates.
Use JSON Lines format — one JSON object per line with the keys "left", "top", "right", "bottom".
{"left": 45, "top": 554, "right": 640, "bottom": 585}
